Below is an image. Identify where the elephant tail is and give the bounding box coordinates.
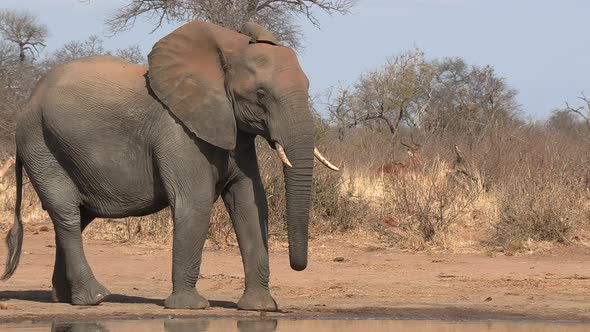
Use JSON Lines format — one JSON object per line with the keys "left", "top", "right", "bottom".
{"left": 2, "top": 155, "right": 23, "bottom": 280}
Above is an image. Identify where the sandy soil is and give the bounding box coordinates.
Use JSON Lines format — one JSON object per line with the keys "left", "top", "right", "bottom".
{"left": 0, "top": 227, "right": 589, "bottom": 323}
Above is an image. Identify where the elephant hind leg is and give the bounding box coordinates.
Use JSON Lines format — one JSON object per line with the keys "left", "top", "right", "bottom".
{"left": 48, "top": 193, "right": 109, "bottom": 305}
{"left": 51, "top": 210, "right": 95, "bottom": 303}
{"left": 25, "top": 158, "right": 109, "bottom": 305}
{"left": 51, "top": 212, "right": 110, "bottom": 306}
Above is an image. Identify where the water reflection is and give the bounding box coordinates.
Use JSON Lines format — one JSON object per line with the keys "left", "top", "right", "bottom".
{"left": 163, "top": 319, "right": 210, "bottom": 332}
{"left": 10, "top": 318, "right": 589, "bottom": 332}
{"left": 237, "top": 319, "right": 278, "bottom": 332}
{"left": 51, "top": 321, "right": 108, "bottom": 332}
{"left": 162, "top": 319, "right": 277, "bottom": 332}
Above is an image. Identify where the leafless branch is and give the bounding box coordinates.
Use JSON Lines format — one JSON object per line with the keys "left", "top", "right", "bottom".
{"left": 91, "top": 0, "right": 356, "bottom": 50}
{"left": 564, "top": 92, "right": 590, "bottom": 129}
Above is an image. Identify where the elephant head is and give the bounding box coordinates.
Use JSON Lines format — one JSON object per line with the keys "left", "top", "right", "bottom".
{"left": 147, "top": 21, "right": 338, "bottom": 271}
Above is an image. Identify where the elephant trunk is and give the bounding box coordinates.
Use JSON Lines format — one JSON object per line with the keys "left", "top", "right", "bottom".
{"left": 273, "top": 96, "right": 314, "bottom": 271}
{"left": 283, "top": 137, "right": 313, "bottom": 271}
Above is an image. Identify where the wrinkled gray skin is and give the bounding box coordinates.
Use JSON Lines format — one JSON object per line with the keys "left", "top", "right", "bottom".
{"left": 1, "top": 21, "right": 315, "bottom": 311}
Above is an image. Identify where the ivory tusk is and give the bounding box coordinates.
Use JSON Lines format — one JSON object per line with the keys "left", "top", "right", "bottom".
{"left": 275, "top": 143, "right": 292, "bottom": 168}
{"left": 314, "top": 148, "right": 340, "bottom": 171}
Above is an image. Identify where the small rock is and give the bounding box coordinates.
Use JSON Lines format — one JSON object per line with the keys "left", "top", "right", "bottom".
{"left": 484, "top": 297, "right": 493, "bottom": 302}
{"left": 33, "top": 231, "right": 39, "bottom": 235}
{"left": 333, "top": 257, "right": 345, "bottom": 262}
{"left": 45, "top": 244, "right": 54, "bottom": 248}
{"left": 0, "top": 302, "right": 8, "bottom": 310}
{"left": 38, "top": 226, "right": 49, "bottom": 232}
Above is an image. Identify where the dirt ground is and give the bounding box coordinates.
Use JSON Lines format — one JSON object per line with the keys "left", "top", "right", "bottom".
{"left": 0, "top": 226, "right": 589, "bottom": 323}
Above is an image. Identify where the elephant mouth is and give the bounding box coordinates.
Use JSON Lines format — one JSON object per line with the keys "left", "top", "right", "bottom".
{"left": 268, "top": 141, "right": 340, "bottom": 171}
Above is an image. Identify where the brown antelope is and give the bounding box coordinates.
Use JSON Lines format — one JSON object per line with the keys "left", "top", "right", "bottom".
{"left": 377, "top": 140, "right": 423, "bottom": 177}
{"left": 0, "top": 157, "right": 16, "bottom": 190}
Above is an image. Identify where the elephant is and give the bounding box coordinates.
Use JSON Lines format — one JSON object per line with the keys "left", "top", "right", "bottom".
{"left": 1, "top": 21, "right": 338, "bottom": 311}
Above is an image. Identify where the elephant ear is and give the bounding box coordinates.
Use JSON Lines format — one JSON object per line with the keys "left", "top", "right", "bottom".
{"left": 148, "top": 21, "right": 247, "bottom": 150}
{"left": 240, "top": 22, "right": 279, "bottom": 45}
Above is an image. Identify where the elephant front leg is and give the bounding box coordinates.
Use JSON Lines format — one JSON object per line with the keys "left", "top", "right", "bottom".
{"left": 223, "top": 175, "right": 277, "bottom": 311}
{"left": 164, "top": 199, "right": 211, "bottom": 310}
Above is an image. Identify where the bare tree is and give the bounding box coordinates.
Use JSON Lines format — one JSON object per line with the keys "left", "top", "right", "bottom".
{"left": 115, "top": 45, "right": 147, "bottom": 65}
{"left": 0, "top": 10, "right": 48, "bottom": 62}
{"left": 352, "top": 48, "right": 435, "bottom": 141}
{"left": 0, "top": 41, "right": 19, "bottom": 145}
{"left": 547, "top": 109, "right": 584, "bottom": 134}
{"left": 0, "top": 41, "right": 43, "bottom": 151}
{"left": 43, "top": 35, "right": 146, "bottom": 69}
{"left": 320, "top": 51, "right": 522, "bottom": 158}
{"left": 426, "top": 57, "right": 521, "bottom": 139}
{"left": 323, "top": 84, "right": 357, "bottom": 140}
{"left": 44, "top": 35, "right": 106, "bottom": 67}
{"left": 94, "top": 0, "right": 356, "bottom": 50}
{"left": 564, "top": 92, "right": 590, "bottom": 130}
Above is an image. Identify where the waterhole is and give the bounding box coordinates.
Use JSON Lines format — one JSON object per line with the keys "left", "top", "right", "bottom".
{"left": 1, "top": 318, "right": 589, "bottom": 331}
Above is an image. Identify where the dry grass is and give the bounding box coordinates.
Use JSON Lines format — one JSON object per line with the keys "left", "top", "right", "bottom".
{"left": 0, "top": 176, "right": 46, "bottom": 234}
{"left": 492, "top": 131, "right": 590, "bottom": 252}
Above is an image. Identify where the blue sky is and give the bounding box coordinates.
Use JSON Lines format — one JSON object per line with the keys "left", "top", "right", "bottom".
{"left": 3, "top": 0, "right": 589, "bottom": 119}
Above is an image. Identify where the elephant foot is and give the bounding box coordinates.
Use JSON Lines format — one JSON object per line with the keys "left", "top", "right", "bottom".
{"left": 51, "top": 284, "right": 71, "bottom": 303}
{"left": 71, "top": 279, "right": 111, "bottom": 306}
{"left": 237, "top": 289, "right": 278, "bottom": 311}
{"left": 165, "top": 291, "right": 209, "bottom": 309}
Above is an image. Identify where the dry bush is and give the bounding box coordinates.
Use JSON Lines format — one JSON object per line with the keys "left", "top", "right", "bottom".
{"left": 315, "top": 127, "right": 493, "bottom": 251}
{"left": 375, "top": 158, "right": 484, "bottom": 250}
{"left": 84, "top": 210, "right": 173, "bottom": 245}
{"left": 496, "top": 182, "right": 581, "bottom": 252}
{"left": 256, "top": 143, "right": 287, "bottom": 238}
{"left": 311, "top": 168, "right": 371, "bottom": 233}
{"left": 493, "top": 130, "right": 590, "bottom": 252}
{"left": 206, "top": 200, "right": 234, "bottom": 247}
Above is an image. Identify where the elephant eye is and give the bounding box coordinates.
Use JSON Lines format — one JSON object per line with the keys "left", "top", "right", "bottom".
{"left": 256, "top": 89, "right": 266, "bottom": 100}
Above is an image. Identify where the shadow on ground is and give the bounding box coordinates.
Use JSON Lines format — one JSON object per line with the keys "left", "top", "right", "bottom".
{"left": 0, "top": 290, "right": 238, "bottom": 309}
{"left": 0, "top": 290, "right": 53, "bottom": 303}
